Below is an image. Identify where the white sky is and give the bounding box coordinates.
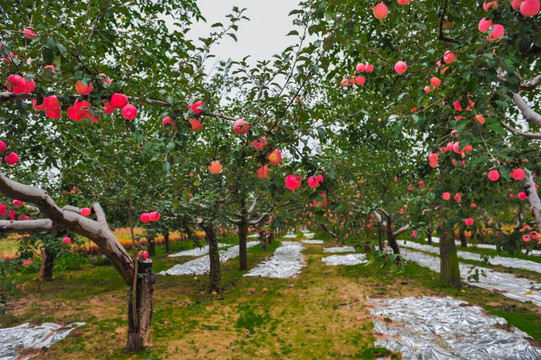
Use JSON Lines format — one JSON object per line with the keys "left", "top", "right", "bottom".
{"left": 189, "top": 0, "right": 303, "bottom": 67}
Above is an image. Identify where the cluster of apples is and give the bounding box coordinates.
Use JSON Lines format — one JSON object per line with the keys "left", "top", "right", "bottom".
{"left": 285, "top": 174, "right": 324, "bottom": 191}
{"left": 140, "top": 211, "right": 160, "bottom": 223}
{"left": 162, "top": 100, "right": 204, "bottom": 131}
{"left": 510, "top": 0, "right": 540, "bottom": 17}
{"left": 341, "top": 62, "right": 374, "bottom": 87}
{"left": 0, "top": 139, "right": 19, "bottom": 166}
{"left": 522, "top": 224, "right": 539, "bottom": 242}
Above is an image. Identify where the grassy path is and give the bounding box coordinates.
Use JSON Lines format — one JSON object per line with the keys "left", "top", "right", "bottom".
{"left": 1, "top": 234, "right": 540, "bottom": 359}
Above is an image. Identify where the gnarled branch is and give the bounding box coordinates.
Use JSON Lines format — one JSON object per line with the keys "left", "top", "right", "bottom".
{"left": 0, "top": 219, "right": 58, "bottom": 234}
{"left": 502, "top": 121, "right": 541, "bottom": 140}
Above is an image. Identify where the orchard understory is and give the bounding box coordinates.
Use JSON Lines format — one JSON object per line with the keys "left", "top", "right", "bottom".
{"left": 1, "top": 0, "right": 541, "bottom": 358}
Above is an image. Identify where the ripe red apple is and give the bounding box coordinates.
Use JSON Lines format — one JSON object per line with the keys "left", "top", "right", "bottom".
{"left": 75, "top": 80, "right": 93, "bottom": 95}
{"left": 267, "top": 149, "right": 282, "bottom": 165}
{"left": 6, "top": 75, "right": 28, "bottom": 94}
{"left": 140, "top": 213, "right": 150, "bottom": 223}
{"left": 81, "top": 208, "right": 91, "bottom": 217}
{"left": 23, "top": 28, "right": 36, "bottom": 39}
{"left": 373, "top": 3, "right": 388, "bottom": 19}
{"left": 12, "top": 200, "right": 22, "bottom": 207}
{"left": 162, "top": 116, "right": 176, "bottom": 127}
{"left": 285, "top": 175, "right": 302, "bottom": 191}
{"left": 0, "top": 140, "right": 6, "bottom": 153}
{"left": 149, "top": 211, "right": 160, "bottom": 221}
{"left": 394, "top": 61, "right": 407, "bottom": 74}
{"left": 520, "top": 0, "right": 540, "bottom": 16}
{"left": 63, "top": 236, "right": 71, "bottom": 244}
{"left": 443, "top": 50, "right": 456, "bottom": 64}
{"left": 233, "top": 119, "right": 250, "bottom": 135}
{"left": 111, "top": 93, "right": 128, "bottom": 108}
{"left": 138, "top": 250, "right": 149, "bottom": 260}
{"left": 4, "top": 152, "right": 19, "bottom": 165}
{"left": 209, "top": 160, "right": 222, "bottom": 174}
{"left": 189, "top": 118, "right": 202, "bottom": 131}
{"left": 122, "top": 104, "right": 137, "bottom": 120}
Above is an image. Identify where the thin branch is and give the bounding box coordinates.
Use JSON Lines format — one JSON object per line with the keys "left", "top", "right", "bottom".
{"left": 438, "top": 0, "right": 458, "bottom": 43}
{"left": 502, "top": 121, "right": 541, "bottom": 140}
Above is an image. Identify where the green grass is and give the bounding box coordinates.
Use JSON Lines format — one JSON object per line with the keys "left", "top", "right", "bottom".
{"left": 1, "top": 234, "right": 540, "bottom": 359}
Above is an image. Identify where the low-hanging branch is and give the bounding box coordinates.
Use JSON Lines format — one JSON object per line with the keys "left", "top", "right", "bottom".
{"left": 0, "top": 170, "right": 135, "bottom": 285}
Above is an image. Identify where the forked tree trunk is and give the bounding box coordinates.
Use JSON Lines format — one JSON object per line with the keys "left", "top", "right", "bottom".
{"left": 238, "top": 219, "right": 248, "bottom": 270}
{"left": 164, "top": 232, "right": 170, "bottom": 254}
{"left": 438, "top": 226, "right": 461, "bottom": 288}
{"left": 201, "top": 222, "right": 220, "bottom": 293}
{"left": 146, "top": 235, "right": 155, "bottom": 257}
{"left": 459, "top": 229, "right": 467, "bottom": 247}
{"left": 39, "top": 247, "right": 55, "bottom": 281}
{"left": 385, "top": 223, "right": 400, "bottom": 256}
{"left": 126, "top": 259, "right": 155, "bottom": 352}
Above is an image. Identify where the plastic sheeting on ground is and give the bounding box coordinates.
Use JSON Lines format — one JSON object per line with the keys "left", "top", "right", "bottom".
{"left": 370, "top": 296, "right": 541, "bottom": 360}
{"left": 159, "top": 241, "right": 259, "bottom": 276}
{"left": 303, "top": 233, "right": 315, "bottom": 238}
{"left": 244, "top": 241, "right": 305, "bottom": 278}
{"left": 321, "top": 253, "right": 367, "bottom": 266}
{"left": 168, "top": 243, "right": 231, "bottom": 257}
{"left": 282, "top": 233, "right": 298, "bottom": 239}
{"left": 400, "top": 248, "right": 541, "bottom": 307}
{"left": 398, "top": 240, "right": 541, "bottom": 274}
{"left": 0, "top": 322, "right": 84, "bottom": 360}
{"left": 300, "top": 239, "right": 324, "bottom": 244}
{"left": 429, "top": 237, "right": 541, "bottom": 256}
{"left": 324, "top": 246, "right": 356, "bottom": 253}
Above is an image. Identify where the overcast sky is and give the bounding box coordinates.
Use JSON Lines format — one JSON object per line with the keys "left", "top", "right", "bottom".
{"left": 189, "top": 0, "right": 303, "bottom": 68}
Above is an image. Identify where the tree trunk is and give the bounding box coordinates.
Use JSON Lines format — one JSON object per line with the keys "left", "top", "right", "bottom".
{"left": 146, "top": 235, "right": 155, "bottom": 257}
{"left": 438, "top": 226, "right": 461, "bottom": 288}
{"left": 126, "top": 259, "right": 155, "bottom": 352}
{"left": 377, "top": 225, "right": 384, "bottom": 252}
{"left": 425, "top": 229, "right": 432, "bottom": 245}
{"left": 238, "top": 219, "right": 248, "bottom": 270}
{"left": 459, "top": 229, "right": 467, "bottom": 247}
{"left": 268, "top": 231, "right": 273, "bottom": 244}
{"left": 164, "top": 232, "right": 170, "bottom": 254}
{"left": 384, "top": 219, "right": 400, "bottom": 256}
{"left": 201, "top": 222, "right": 220, "bottom": 293}
{"left": 259, "top": 231, "right": 267, "bottom": 251}
{"left": 39, "top": 247, "right": 55, "bottom": 281}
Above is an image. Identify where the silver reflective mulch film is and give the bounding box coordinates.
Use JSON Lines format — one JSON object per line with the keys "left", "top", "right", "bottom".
{"left": 282, "top": 233, "right": 298, "bottom": 239}
{"left": 397, "top": 240, "right": 541, "bottom": 274}
{"left": 400, "top": 248, "right": 541, "bottom": 307}
{"left": 324, "top": 246, "right": 356, "bottom": 253}
{"left": 159, "top": 241, "right": 259, "bottom": 276}
{"left": 321, "top": 253, "right": 367, "bottom": 266}
{"left": 168, "top": 243, "right": 231, "bottom": 258}
{"left": 0, "top": 322, "right": 84, "bottom": 360}
{"left": 369, "top": 296, "right": 541, "bottom": 360}
{"left": 429, "top": 237, "right": 541, "bottom": 256}
{"left": 244, "top": 241, "right": 305, "bottom": 278}
{"left": 300, "top": 239, "right": 324, "bottom": 244}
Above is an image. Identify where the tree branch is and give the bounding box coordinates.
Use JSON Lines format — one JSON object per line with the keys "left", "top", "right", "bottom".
{"left": 249, "top": 212, "right": 269, "bottom": 226}
{"left": 520, "top": 75, "right": 541, "bottom": 91}
{"left": 513, "top": 93, "right": 541, "bottom": 127}
{"left": 0, "top": 219, "right": 58, "bottom": 234}
{"left": 247, "top": 197, "right": 258, "bottom": 215}
{"left": 501, "top": 121, "right": 541, "bottom": 140}
{"left": 92, "top": 202, "right": 109, "bottom": 228}
{"left": 438, "top": 0, "right": 458, "bottom": 43}
{"left": 0, "top": 171, "right": 134, "bottom": 285}
{"left": 523, "top": 168, "right": 541, "bottom": 231}
{"left": 393, "top": 224, "right": 411, "bottom": 238}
